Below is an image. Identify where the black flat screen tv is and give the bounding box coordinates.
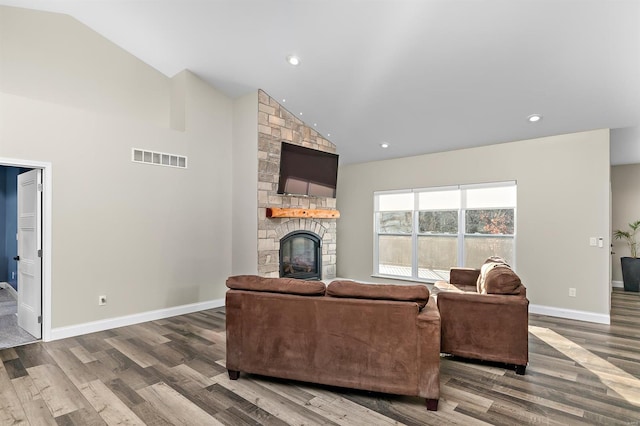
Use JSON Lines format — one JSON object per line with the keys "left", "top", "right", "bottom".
{"left": 277, "top": 142, "right": 339, "bottom": 198}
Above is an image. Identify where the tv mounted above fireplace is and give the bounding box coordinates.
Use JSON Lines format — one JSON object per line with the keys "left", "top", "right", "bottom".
{"left": 277, "top": 142, "right": 339, "bottom": 198}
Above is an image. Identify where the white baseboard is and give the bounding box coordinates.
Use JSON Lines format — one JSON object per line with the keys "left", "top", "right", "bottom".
{"left": 45, "top": 296, "right": 614, "bottom": 340}
{"left": 529, "top": 303, "right": 610, "bottom": 325}
{"left": 612, "top": 280, "right": 624, "bottom": 289}
{"left": 49, "top": 298, "right": 225, "bottom": 341}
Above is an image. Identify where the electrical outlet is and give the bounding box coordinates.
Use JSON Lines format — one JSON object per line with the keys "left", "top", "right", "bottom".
{"left": 569, "top": 288, "right": 576, "bottom": 297}
{"left": 98, "top": 295, "right": 107, "bottom": 306}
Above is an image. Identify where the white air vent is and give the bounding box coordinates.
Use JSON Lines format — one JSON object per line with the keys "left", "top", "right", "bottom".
{"left": 132, "top": 148, "right": 187, "bottom": 169}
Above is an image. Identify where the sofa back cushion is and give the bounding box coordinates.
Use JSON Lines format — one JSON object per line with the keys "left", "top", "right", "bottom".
{"left": 226, "top": 275, "right": 326, "bottom": 296}
{"left": 327, "top": 280, "right": 429, "bottom": 308}
{"left": 449, "top": 267, "right": 481, "bottom": 286}
{"left": 477, "top": 258, "right": 524, "bottom": 295}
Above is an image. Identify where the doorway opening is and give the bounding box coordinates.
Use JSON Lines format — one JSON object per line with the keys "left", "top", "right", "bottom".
{"left": 0, "top": 166, "right": 38, "bottom": 348}
{"left": 0, "top": 157, "right": 51, "bottom": 348}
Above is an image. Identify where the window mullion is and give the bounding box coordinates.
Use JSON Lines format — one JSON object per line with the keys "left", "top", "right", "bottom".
{"left": 459, "top": 189, "right": 466, "bottom": 267}
{"left": 373, "top": 211, "right": 379, "bottom": 275}
{"left": 412, "top": 192, "right": 419, "bottom": 279}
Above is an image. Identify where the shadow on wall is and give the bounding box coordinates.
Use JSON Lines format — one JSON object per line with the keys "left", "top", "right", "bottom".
{"left": 0, "top": 166, "right": 32, "bottom": 291}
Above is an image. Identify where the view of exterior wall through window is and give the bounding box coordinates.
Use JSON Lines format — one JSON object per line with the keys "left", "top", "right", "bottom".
{"left": 374, "top": 182, "right": 517, "bottom": 281}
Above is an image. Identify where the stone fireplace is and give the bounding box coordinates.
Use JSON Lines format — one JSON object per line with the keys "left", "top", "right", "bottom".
{"left": 257, "top": 90, "right": 337, "bottom": 280}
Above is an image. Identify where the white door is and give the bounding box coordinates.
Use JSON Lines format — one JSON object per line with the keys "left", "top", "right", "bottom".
{"left": 17, "top": 169, "right": 42, "bottom": 339}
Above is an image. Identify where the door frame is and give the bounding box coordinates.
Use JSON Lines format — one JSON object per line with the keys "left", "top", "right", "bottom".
{"left": 0, "top": 157, "right": 52, "bottom": 342}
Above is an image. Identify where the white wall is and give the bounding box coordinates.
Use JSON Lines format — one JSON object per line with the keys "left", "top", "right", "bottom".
{"left": 0, "top": 6, "right": 170, "bottom": 127}
{"left": 611, "top": 163, "right": 640, "bottom": 282}
{"left": 232, "top": 92, "right": 258, "bottom": 275}
{"left": 0, "top": 6, "right": 234, "bottom": 329}
{"left": 337, "top": 129, "right": 611, "bottom": 322}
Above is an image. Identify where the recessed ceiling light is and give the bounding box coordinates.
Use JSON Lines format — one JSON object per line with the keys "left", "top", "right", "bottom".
{"left": 381, "top": 143, "right": 390, "bottom": 148}
{"left": 282, "top": 99, "right": 286, "bottom": 103}
{"left": 313, "top": 123, "right": 317, "bottom": 127}
{"left": 286, "top": 55, "right": 300, "bottom": 66}
{"left": 299, "top": 112, "right": 303, "bottom": 116}
{"left": 527, "top": 114, "right": 542, "bottom": 123}
{"left": 327, "top": 133, "right": 331, "bottom": 137}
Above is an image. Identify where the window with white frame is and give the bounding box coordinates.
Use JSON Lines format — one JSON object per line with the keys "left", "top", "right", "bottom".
{"left": 374, "top": 182, "right": 516, "bottom": 281}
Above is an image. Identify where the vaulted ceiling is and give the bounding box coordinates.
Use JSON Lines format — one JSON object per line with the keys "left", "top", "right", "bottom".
{"left": 2, "top": 0, "right": 639, "bottom": 165}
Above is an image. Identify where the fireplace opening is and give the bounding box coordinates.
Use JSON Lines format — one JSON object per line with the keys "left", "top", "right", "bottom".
{"left": 280, "top": 231, "right": 322, "bottom": 280}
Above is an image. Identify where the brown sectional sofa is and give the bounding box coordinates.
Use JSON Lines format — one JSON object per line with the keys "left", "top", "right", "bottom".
{"left": 225, "top": 275, "right": 441, "bottom": 411}
{"left": 433, "top": 258, "right": 529, "bottom": 375}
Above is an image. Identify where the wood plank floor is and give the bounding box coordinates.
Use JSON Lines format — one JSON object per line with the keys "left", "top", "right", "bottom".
{"left": 1, "top": 289, "right": 639, "bottom": 425}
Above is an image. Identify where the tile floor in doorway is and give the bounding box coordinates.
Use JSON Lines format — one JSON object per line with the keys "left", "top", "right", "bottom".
{"left": 0, "top": 286, "right": 38, "bottom": 349}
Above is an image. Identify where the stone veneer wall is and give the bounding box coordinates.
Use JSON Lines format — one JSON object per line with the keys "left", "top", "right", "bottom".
{"left": 257, "top": 90, "right": 338, "bottom": 279}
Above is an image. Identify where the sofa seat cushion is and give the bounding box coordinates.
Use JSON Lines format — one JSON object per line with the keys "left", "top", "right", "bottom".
{"left": 226, "top": 275, "right": 326, "bottom": 296}
{"left": 327, "top": 280, "right": 429, "bottom": 308}
{"left": 477, "top": 258, "right": 523, "bottom": 295}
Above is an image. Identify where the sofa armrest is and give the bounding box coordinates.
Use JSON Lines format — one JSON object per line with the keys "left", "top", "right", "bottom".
{"left": 449, "top": 268, "right": 480, "bottom": 286}
{"left": 225, "top": 290, "right": 243, "bottom": 372}
{"left": 415, "top": 297, "right": 440, "bottom": 401}
{"left": 436, "top": 292, "right": 528, "bottom": 366}
{"left": 416, "top": 296, "right": 440, "bottom": 323}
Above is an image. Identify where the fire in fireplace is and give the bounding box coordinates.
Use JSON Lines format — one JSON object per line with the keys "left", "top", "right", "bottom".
{"left": 279, "top": 231, "right": 322, "bottom": 280}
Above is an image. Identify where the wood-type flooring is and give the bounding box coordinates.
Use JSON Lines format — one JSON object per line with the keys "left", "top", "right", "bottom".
{"left": 0, "top": 288, "right": 639, "bottom": 425}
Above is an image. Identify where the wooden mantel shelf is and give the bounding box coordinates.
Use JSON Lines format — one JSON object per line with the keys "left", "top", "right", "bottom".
{"left": 266, "top": 207, "right": 340, "bottom": 219}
